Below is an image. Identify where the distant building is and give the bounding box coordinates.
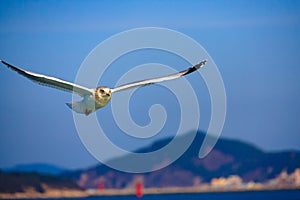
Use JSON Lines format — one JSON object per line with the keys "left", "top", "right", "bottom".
{"left": 211, "top": 175, "right": 243, "bottom": 188}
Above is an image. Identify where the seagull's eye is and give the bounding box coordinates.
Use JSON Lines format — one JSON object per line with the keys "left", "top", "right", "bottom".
{"left": 99, "top": 89, "right": 105, "bottom": 93}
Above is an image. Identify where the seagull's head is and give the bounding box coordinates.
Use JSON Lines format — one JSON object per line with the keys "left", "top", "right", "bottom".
{"left": 96, "top": 86, "right": 112, "bottom": 100}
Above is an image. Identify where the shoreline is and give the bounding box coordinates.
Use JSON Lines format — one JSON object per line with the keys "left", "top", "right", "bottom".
{"left": 88, "top": 186, "right": 300, "bottom": 196}
{"left": 1, "top": 186, "right": 300, "bottom": 199}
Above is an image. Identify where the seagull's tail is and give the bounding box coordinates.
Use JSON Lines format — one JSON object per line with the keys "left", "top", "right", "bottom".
{"left": 66, "top": 101, "right": 93, "bottom": 116}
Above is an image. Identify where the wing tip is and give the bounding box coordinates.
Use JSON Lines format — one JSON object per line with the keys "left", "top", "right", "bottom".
{"left": 0, "top": 59, "right": 11, "bottom": 68}
{"left": 0, "top": 59, "right": 10, "bottom": 69}
{"left": 195, "top": 59, "right": 207, "bottom": 69}
{"left": 0, "top": 59, "right": 20, "bottom": 72}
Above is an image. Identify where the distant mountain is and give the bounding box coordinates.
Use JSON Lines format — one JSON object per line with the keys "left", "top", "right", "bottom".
{"left": 64, "top": 131, "right": 300, "bottom": 189}
{"left": 4, "top": 163, "right": 66, "bottom": 175}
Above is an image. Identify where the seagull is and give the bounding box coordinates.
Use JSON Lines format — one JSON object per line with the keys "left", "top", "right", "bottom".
{"left": 0, "top": 59, "right": 207, "bottom": 115}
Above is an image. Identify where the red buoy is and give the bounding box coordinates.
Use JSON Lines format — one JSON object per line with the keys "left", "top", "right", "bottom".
{"left": 135, "top": 182, "right": 143, "bottom": 198}
{"left": 98, "top": 182, "right": 105, "bottom": 191}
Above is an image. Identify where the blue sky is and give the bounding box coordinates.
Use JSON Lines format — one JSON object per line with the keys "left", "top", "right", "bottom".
{"left": 0, "top": 0, "right": 299, "bottom": 170}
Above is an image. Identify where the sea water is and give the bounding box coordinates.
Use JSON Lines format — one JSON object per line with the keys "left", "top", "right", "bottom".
{"left": 21, "top": 190, "right": 300, "bottom": 200}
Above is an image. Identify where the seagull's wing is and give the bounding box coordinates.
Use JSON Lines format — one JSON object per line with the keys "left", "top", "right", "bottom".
{"left": 111, "top": 59, "right": 207, "bottom": 93}
{"left": 0, "top": 60, "right": 93, "bottom": 96}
